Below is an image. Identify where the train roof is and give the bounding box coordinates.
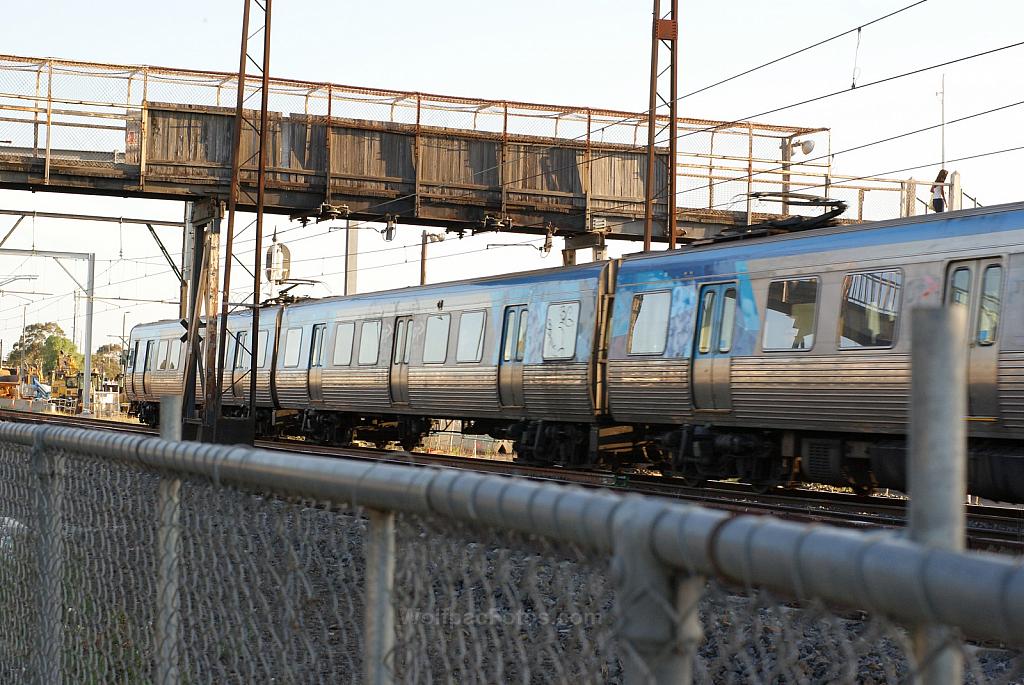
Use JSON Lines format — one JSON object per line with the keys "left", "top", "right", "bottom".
{"left": 132, "top": 201, "right": 1024, "bottom": 337}
{"left": 130, "top": 260, "right": 608, "bottom": 334}
{"left": 618, "top": 200, "right": 1024, "bottom": 277}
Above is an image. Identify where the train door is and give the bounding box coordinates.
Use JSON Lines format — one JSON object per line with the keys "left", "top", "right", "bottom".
{"left": 499, "top": 305, "right": 528, "bottom": 407}
{"left": 230, "top": 331, "right": 246, "bottom": 400}
{"left": 389, "top": 316, "right": 413, "bottom": 405}
{"left": 691, "top": 283, "right": 737, "bottom": 410}
{"left": 946, "top": 259, "right": 1003, "bottom": 418}
{"left": 141, "top": 340, "right": 155, "bottom": 396}
{"left": 129, "top": 340, "right": 140, "bottom": 396}
{"left": 308, "top": 323, "right": 327, "bottom": 404}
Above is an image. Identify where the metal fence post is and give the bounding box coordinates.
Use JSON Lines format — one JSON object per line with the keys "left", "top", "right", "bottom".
{"left": 155, "top": 396, "right": 182, "bottom": 684}
{"left": 613, "top": 497, "right": 703, "bottom": 685}
{"left": 909, "top": 307, "right": 966, "bottom": 685}
{"left": 31, "top": 429, "right": 62, "bottom": 685}
{"left": 364, "top": 508, "right": 396, "bottom": 685}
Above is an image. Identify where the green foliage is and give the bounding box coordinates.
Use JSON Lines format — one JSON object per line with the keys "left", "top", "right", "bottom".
{"left": 42, "top": 335, "right": 82, "bottom": 376}
{"left": 6, "top": 322, "right": 66, "bottom": 371}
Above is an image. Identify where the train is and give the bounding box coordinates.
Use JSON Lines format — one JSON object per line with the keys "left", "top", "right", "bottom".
{"left": 127, "top": 202, "right": 1024, "bottom": 501}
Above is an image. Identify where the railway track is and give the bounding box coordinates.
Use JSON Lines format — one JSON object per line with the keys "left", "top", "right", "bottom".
{"left": 3, "top": 409, "right": 1022, "bottom": 553}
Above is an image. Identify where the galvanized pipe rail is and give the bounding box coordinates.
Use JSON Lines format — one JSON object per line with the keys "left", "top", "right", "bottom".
{"left": 1, "top": 407, "right": 1021, "bottom": 553}
{"left": 2, "top": 418, "right": 1024, "bottom": 684}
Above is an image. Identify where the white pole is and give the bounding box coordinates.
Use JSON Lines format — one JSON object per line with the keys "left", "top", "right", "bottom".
{"left": 344, "top": 219, "right": 358, "bottom": 296}
{"left": 80, "top": 253, "right": 95, "bottom": 415}
{"left": 939, "top": 74, "right": 946, "bottom": 168}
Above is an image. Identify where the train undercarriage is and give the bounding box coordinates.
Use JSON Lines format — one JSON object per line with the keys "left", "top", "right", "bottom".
{"left": 131, "top": 400, "right": 1024, "bottom": 501}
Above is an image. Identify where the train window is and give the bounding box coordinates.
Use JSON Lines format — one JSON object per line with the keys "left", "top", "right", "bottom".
{"left": 423, "top": 314, "right": 450, "bottom": 364}
{"left": 627, "top": 291, "right": 671, "bottom": 355}
{"left": 948, "top": 268, "right": 971, "bottom": 308}
{"left": 359, "top": 320, "right": 382, "bottom": 365}
{"left": 515, "top": 309, "right": 528, "bottom": 361}
{"left": 310, "top": 323, "right": 327, "bottom": 368}
{"left": 283, "top": 328, "right": 303, "bottom": 368}
{"left": 543, "top": 302, "right": 579, "bottom": 360}
{"left": 332, "top": 322, "right": 354, "bottom": 366}
{"left": 145, "top": 341, "right": 155, "bottom": 370}
{"left": 129, "top": 341, "right": 138, "bottom": 371}
{"left": 257, "top": 330, "right": 269, "bottom": 368}
{"left": 233, "top": 331, "right": 248, "bottom": 369}
{"left": 168, "top": 339, "right": 181, "bottom": 371}
{"left": 977, "top": 265, "right": 1002, "bottom": 345}
{"left": 719, "top": 288, "right": 737, "bottom": 353}
{"left": 393, "top": 320, "right": 408, "bottom": 364}
{"left": 502, "top": 310, "right": 517, "bottom": 362}
{"left": 697, "top": 291, "right": 716, "bottom": 353}
{"left": 839, "top": 270, "right": 902, "bottom": 349}
{"left": 456, "top": 311, "right": 486, "bottom": 363}
{"left": 763, "top": 278, "right": 818, "bottom": 351}
{"left": 157, "top": 339, "right": 170, "bottom": 370}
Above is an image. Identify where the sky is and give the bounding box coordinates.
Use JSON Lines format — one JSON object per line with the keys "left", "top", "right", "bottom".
{"left": 0, "top": 0, "right": 1021, "bottom": 358}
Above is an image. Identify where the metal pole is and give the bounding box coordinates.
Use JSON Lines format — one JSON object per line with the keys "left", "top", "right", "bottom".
{"left": 248, "top": 0, "right": 273, "bottom": 435}
{"left": 614, "top": 497, "right": 701, "bottom": 684}
{"left": 80, "top": 253, "right": 94, "bottom": 415}
{"left": 939, "top": 73, "right": 945, "bottom": 168}
{"left": 666, "top": 0, "right": 679, "bottom": 250}
{"left": 344, "top": 219, "right": 358, "bottom": 296}
{"left": 419, "top": 230, "right": 427, "bottom": 286}
{"left": 20, "top": 304, "right": 25, "bottom": 382}
{"left": 215, "top": 0, "right": 254, "bottom": 438}
{"left": 32, "top": 430, "right": 63, "bottom": 684}
{"left": 180, "top": 202, "right": 193, "bottom": 321}
{"left": 364, "top": 508, "right": 396, "bottom": 685}
{"left": 909, "top": 307, "right": 966, "bottom": 685}
{"left": 642, "top": 0, "right": 661, "bottom": 252}
{"left": 155, "top": 396, "right": 182, "bottom": 684}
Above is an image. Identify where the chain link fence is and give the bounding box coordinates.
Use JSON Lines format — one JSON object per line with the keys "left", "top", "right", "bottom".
{"left": 0, "top": 418, "right": 1022, "bottom": 683}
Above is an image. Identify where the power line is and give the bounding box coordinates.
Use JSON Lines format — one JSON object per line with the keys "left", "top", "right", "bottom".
{"left": 678, "top": 0, "right": 928, "bottom": 101}
{"left": 674, "top": 97, "right": 1024, "bottom": 204}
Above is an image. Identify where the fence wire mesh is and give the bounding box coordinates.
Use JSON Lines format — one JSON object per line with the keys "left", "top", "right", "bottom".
{"left": 0, "top": 437, "right": 1022, "bottom": 684}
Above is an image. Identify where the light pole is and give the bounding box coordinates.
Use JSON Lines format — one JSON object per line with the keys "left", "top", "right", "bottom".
{"left": 420, "top": 231, "right": 445, "bottom": 286}
{"left": 937, "top": 74, "right": 946, "bottom": 167}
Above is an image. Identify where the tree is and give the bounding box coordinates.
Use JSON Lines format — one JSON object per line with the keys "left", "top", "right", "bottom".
{"left": 93, "top": 343, "right": 124, "bottom": 379}
{"left": 42, "top": 335, "right": 82, "bottom": 376}
{"left": 6, "top": 322, "right": 65, "bottom": 371}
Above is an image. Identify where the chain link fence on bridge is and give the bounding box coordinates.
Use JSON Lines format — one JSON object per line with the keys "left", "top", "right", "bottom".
{"left": 0, "top": 421, "right": 1022, "bottom": 684}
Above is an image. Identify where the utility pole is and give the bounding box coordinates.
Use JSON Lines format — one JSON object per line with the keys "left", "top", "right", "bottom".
{"left": 420, "top": 231, "right": 445, "bottom": 286}
{"left": 19, "top": 305, "right": 26, "bottom": 382}
{"left": 642, "top": 0, "right": 680, "bottom": 251}
{"left": 344, "top": 219, "right": 358, "bottom": 296}
{"left": 937, "top": 74, "right": 946, "bottom": 167}
{"left": 420, "top": 231, "right": 427, "bottom": 286}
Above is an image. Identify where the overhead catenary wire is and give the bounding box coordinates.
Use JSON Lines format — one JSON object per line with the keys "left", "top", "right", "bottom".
{"left": 673, "top": 97, "right": 1024, "bottom": 205}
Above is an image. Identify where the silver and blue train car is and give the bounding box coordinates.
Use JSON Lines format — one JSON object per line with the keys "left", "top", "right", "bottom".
{"left": 270, "top": 261, "right": 610, "bottom": 458}
{"left": 128, "top": 262, "right": 611, "bottom": 462}
{"left": 607, "top": 202, "right": 1024, "bottom": 499}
